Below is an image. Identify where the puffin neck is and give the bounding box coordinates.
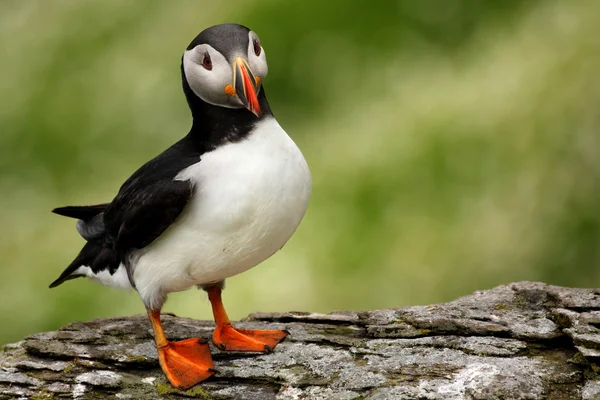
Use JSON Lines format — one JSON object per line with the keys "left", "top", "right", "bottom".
{"left": 181, "top": 64, "right": 272, "bottom": 150}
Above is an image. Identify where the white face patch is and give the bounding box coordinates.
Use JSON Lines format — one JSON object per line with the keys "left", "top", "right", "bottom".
{"left": 182, "top": 32, "right": 268, "bottom": 109}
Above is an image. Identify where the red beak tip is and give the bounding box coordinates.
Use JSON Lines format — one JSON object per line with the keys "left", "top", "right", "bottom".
{"left": 238, "top": 63, "right": 261, "bottom": 117}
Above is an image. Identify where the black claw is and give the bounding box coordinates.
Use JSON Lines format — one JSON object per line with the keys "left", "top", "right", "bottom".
{"left": 217, "top": 343, "right": 226, "bottom": 350}
{"left": 208, "top": 368, "right": 219, "bottom": 374}
{"left": 264, "top": 344, "right": 273, "bottom": 354}
{"left": 197, "top": 338, "right": 209, "bottom": 345}
{"left": 177, "top": 384, "right": 186, "bottom": 391}
{"left": 282, "top": 329, "right": 291, "bottom": 336}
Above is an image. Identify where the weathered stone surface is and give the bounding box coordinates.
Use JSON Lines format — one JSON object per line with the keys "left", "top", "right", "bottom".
{"left": 2, "top": 281, "right": 600, "bottom": 399}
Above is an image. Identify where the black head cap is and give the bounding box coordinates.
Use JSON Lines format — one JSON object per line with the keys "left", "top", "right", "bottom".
{"left": 186, "top": 23, "right": 251, "bottom": 62}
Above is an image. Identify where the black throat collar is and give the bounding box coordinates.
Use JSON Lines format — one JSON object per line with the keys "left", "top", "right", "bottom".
{"left": 180, "top": 61, "right": 273, "bottom": 151}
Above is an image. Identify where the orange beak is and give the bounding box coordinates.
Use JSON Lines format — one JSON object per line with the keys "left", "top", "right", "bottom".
{"left": 233, "top": 57, "right": 261, "bottom": 117}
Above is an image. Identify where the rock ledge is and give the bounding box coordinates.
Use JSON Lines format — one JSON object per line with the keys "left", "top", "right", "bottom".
{"left": 2, "top": 281, "right": 600, "bottom": 399}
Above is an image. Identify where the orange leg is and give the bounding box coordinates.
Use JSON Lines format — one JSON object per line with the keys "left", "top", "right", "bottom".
{"left": 207, "top": 287, "right": 288, "bottom": 352}
{"left": 148, "top": 309, "right": 215, "bottom": 389}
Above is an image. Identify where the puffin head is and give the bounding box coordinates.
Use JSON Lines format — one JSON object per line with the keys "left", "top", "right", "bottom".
{"left": 182, "top": 24, "right": 268, "bottom": 118}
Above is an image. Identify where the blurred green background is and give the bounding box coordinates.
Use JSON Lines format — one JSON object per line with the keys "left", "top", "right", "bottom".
{"left": 1, "top": 0, "right": 599, "bottom": 346}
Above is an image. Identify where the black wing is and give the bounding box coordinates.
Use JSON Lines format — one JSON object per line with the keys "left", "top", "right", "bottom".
{"left": 106, "top": 179, "right": 193, "bottom": 252}
{"left": 51, "top": 135, "right": 201, "bottom": 289}
{"left": 49, "top": 181, "right": 193, "bottom": 289}
{"left": 104, "top": 179, "right": 193, "bottom": 285}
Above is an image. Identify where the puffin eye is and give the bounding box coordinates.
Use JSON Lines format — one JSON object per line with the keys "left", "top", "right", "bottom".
{"left": 202, "top": 52, "right": 212, "bottom": 70}
{"left": 253, "top": 39, "right": 261, "bottom": 56}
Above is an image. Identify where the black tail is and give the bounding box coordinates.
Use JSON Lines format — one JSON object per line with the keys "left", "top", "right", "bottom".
{"left": 52, "top": 203, "right": 109, "bottom": 220}
{"left": 50, "top": 203, "right": 112, "bottom": 288}
{"left": 48, "top": 262, "right": 84, "bottom": 288}
{"left": 49, "top": 241, "right": 98, "bottom": 288}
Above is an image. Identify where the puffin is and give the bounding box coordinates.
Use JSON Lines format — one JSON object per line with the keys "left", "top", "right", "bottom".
{"left": 50, "top": 23, "right": 312, "bottom": 389}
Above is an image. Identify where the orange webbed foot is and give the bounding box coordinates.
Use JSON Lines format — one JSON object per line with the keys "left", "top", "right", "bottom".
{"left": 212, "top": 325, "right": 289, "bottom": 352}
{"left": 157, "top": 338, "right": 216, "bottom": 390}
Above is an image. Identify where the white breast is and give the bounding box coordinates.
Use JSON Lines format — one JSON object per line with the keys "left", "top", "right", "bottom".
{"left": 133, "top": 117, "right": 311, "bottom": 309}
